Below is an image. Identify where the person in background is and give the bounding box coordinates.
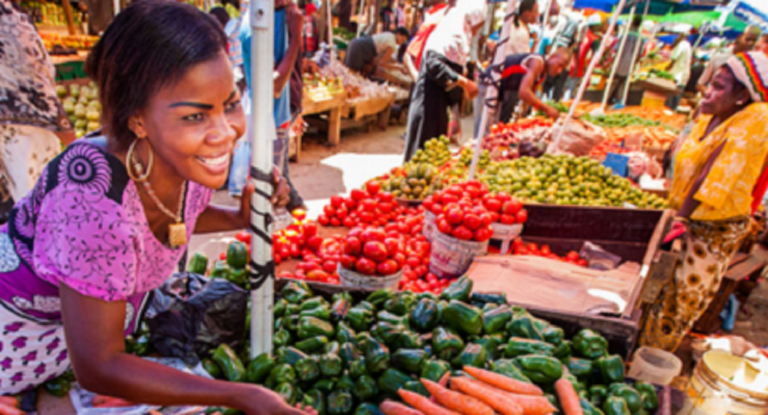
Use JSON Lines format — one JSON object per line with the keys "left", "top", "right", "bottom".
{"left": 301, "top": 0, "right": 320, "bottom": 57}
{"left": 642, "top": 52, "right": 768, "bottom": 352}
{"left": 77, "top": 0, "right": 114, "bottom": 36}
{"left": 380, "top": 0, "right": 395, "bottom": 32}
{"left": 344, "top": 28, "right": 411, "bottom": 76}
{"left": 505, "top": 0, "right": 539, "bottom": 55}
{"left": 543, "top": 0, "right": 585, "bottom": 101}
{"left": 210, "top": 6, "right": 230, "bottom": 28}
{"left": 395, "top": 0, "right": 407, "bottom": 29}
{"left": 698, "top": 25, "right": 762, "bottom": 93}
{"left": 0, "top": 2, "right": 75, "bottom": 221}
{"left": 568, "top": 14, "right": 603, "bottom": 99}
{"left": 685, "top": 56, "right": 706, "bottom": 96}
{"left": 666, "top": 33, "right": 692, "bottom": 110}
{"left": 332, "top": 0, "right": 353, "bottom": 32}
{"left": 537, "top": 1, "right": 560, "bottom": 57}
{"left": 758, "top": 33, "right": 768, "bottom": 55}
{"left": 606, "top": 15, "right": 643, "bottom": 105}
{"left": 239, "top": 0, "right": 305, "bottom": 210}
{"left": 474, "top": 48, "right": 572, "bottom": 137}
{"left": 404, "top": 0, "right": 486, "bottom": 161}
{"left": 403, "top": 1, "right": 450, "bottom": 82}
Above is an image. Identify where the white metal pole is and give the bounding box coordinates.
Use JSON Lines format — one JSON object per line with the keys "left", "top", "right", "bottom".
{"left": 554, "top": 0, "right": 627, "bottom": 144}
{"left": 113, "top": 0, "right": 120, "bottom": 15}
{"left": 469, "top": 0, "right": 518, "bottom": 180}
{"left": 600, "top": 4, "right": 636, "bottom": 111}
{"left": 357, "top": 0, "right": 366, "bottom": 37}
{"left": 249, "top": 0, "right": 276, "bottom": 359}
{"left": 621, "top": 0, "right": 650, "bottom": 105}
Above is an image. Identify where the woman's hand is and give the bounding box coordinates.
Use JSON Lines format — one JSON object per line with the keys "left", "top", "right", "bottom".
{"left": 239, "top": 167, "right": 291, "bottom": 221}
{"left": 235, "top": 385, "right": 318, "bottom": 415}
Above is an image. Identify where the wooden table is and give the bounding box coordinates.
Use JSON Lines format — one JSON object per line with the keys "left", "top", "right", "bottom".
{"left": 301, "top": 93, "right": 345, "bottom": 150}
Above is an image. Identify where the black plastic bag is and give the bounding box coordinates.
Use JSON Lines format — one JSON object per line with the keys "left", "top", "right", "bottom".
{"left": 145, "top": 273, "right": 248, "bottom": 365}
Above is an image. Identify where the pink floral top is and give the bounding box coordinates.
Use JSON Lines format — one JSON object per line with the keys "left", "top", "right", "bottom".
{"left": 0, "top": 139, "right": 213, "bottom": 313}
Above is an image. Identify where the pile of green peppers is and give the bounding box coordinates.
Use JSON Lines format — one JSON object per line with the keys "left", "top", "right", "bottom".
{"left": 198, "top": 278, "right": 659, "bottom": 415}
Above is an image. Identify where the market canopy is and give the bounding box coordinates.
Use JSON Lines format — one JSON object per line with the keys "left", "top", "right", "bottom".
{"left": 573, "top": 0, "right": 721, "bottom": 15}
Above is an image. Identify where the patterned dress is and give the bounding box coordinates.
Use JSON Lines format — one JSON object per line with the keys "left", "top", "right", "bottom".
{"left": 0, "top": 139, "right": 213, "bottom": 394}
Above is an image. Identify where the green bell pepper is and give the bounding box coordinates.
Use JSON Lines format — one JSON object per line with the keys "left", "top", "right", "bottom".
{"left": 300, "top": 296, "right": 328, "bottom": 311}
{"left": 298, "top": 316, "right": 335, "bottom": 339}
{"left": 246, "top": 353, "right": 275, "bottom": 383}
{"left": 553, "top": 340, "right": 573, "bottom": 360}
{"left": 489, "top": 359, "right": 531, "bottom": 383}
{"left": 483, "top": 305, "right": 512, "bottom": 335}
{"left": 565, "top": 357, "right": 594, "bottom": 380}
{"left": 367, "top": 289, "right": 395, "bottom": 308}
{"left": 355, "top": 332, "right": 373, "bottom": 351}
{"left": 299, "top": 303, "right": 331, "bottom": 320}
{"left": 404, "top": 380, "right": 431, "bottom": 397}
{"left": 482, "top": 303, "right": 499, "bottom": 312}
{"left": 352, "top": 375, "right": 379, "bottom": 401}
{"left": 325, "top": 341, "right": 341, "bottom": 355}
{"left": 331, "top": 297, "right": 351, "bottom": 322}
{"left": 442, "top": 300, "right": 483, "bottom": 336}
{"left": 421, "top": 359, "right": 451, "bottom": 382}
{"left": 357, "top": 301, "right": 376, "bottom": 313}
{"left": 384, "top": 292, "right": 415, "bottom": 316}
{"left": 394, "top": 330, "right": 424, "bottom": 349}
{"left": 282, "top": 280, "right": 312, "bottom": 304}
{"left": 634, "top": 381, "right": 659, "bottom": 412}
{"left": 378, "top": 310, "right": 408, "bottom": 326}
{"left": 265, "top": 364, "right": 296, "bottom": 389}
{"left": 440, "top": 276, "right": 473, "bottom": 302}
{"left": 355, "top": 403, "right": 383, "bottom": 415}
{"left": 210, "top": 259, "right": 230, "bottom": 279}
{"left": 364, "top": 337, "right": 390, "bottom": 374}
{"left": 314, "top": 379, "right": 335, "bottom": 393}
{"left": 211, "top": 344, "right": 246, "bottom": 382}
{"left": 328, "top": 390, "right": 354, "bottom": 415}
{"left": 283, "top": 315, "right": 300, "bottom": 332}
{"left": 285, "top": 303, "right": 300, "bottom": 315}
{"left": 349, "top": 356, "right": 368, "bottom": 379}
{"left": 296, "top": 335, "right": 329, "bottom": 353}
{"left": 410, "top": 298, "right": 440, "bottom": 333}
{"left": 603, "top": 396, "right": 631, "bottom": 415}
{"left": 417, "top": 292, "right": 439, "bottom": 301}
{"left": 202, "top": 358, "right": 223, "bottom": 379}
{"left": 319, "top": 353, "right": 343, "bottom": 377}
{"left": 580, "top": 398, "right": 605, "bottom": 415}
{"left": 609, "top": 384, "right": 642, "bottom": 414}
{"left": 506, "top": 314, "right": 544, "bottom": 341}
{"left": 392, "top": 349, "right": 428, "bottom": 374}
{"left": 513, "top": 354, "right": 563, "bottom": 384}
{"left": 475, "top": 335, "right": 501, "bottom": 361}
{"left": 226, "top": 241, "right": 248, "bottom": 269}
{"left": 275, "top": 382, "right": 298, "bottom": 405}
{"left": 573, "top": 329, "right": 609, "bottom": 360}
{"left": 274, "top": 299, "right": 288, "bottom": 318}
{"left": 596, "top": 355, "right": 625, "bottom": 384}
{"left": 337, "top": 371, "right": 355, "bottom": 391}
{"left": 277, "top": 347, "right": 308, "bottom": 366}
{"left": 336, "top": 322, "right": 357, "bottom": 343}
{"left": 305, "top": 389, "right": 326, "bottom": 415}
{"left": 452, "top": 343, "right": 488, "bottom": 369}
{"left": 345, "top": 306, "right": 374, "bottom": 332}
{"left": 504, "top": 337, "right": 555, "bottom": 358}
{"left": 186, "top": 252, "right": 209, "bottom": 274}
{"left": 378, "top": 367, "right": 412, "bottom": 395}
{"left": 339, "top": 342, "right": 361, "bottom": 366}
{"left": 333, "top": 292, "right": 353, "bottom": 303}
{"left": 589, "top": 385, "right": 609, "bottom": 408}
{"left": 542, "top": 325, "right": 565, "bottom": 345}
{"left": 432, "top": 326, "right": 465, "bottom": 361}
{"left": 296, "top": 356, "right": 321, "bottom": 382}
{"left": 470, "top": 291, "right": 508, "bottom": 305}
{"left": 372, "top": 321, "right": 407, "bottom": 346}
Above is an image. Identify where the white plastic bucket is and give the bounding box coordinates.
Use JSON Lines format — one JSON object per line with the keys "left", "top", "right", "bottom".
{"left": 490, "top": 223, "right": 523, "bottom": 254}
{"left": 428, "top": 231, "right": 488, "bottom": 279}
{"left": 338, "top": 264, "right": 403, "bottom": 290}
{"left": 628, "top": 346, "right": 682, "bottom": 386}
{"left": 423, "top": 210, "right": 436, "bottom": 242}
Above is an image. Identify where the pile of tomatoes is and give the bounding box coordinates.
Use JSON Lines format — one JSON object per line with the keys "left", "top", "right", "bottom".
{"left": 318, "top": 182, "right": 405, "bottom": 228}
{"left": 339, "top": 227, "right": 403, "bottom": 276}
{"left": 480, "top": 192, "right": 528, "bottom": 226}
{"left": 422, "top": 181, "right": 495, "bottom": 242}
{"left": 509, "top": 238, "right": 589, "bottom": 267}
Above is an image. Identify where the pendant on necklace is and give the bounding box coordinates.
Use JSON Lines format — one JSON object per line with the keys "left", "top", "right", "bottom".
{"left": 168, "top": 222, "right": 188, "bottom": 248}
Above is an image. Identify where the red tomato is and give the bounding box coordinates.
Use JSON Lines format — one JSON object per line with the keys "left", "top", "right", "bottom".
{"left": 377, "top": 259, "right": 399, "bottom": 275}
{"left": 360, "top": 228, "right": 386, "bottom": 243}
{"left": 330, "top": 217, "right": 341, "bottom": 227}
{"left": 404, "top": 270, "right": 418, "bottom": 282}
{"left": 342, "top": 217, "right": 357, "bottom": 227}
{"left": 446, "top": 209, "right": 464, "bottom": 226}
{"left": 359, "top": 211, "right": 374, "bottom": 223}
{"left": 512, "top": 237, "right": 524, "bottom": 249}
{"left": 335, "top": 206, "right": 348, "bottom": 220}
{"left": 566, "top": 251, "right": 580, "bottom": 262}
{"left": 463, "top": 213, "right": 482, "bottom": 230}
{"left": 306, "top": 235, "right": 323, "bottom": 251}
{"left": 278, "top": 271, "right": 294, "bottom": 279}
{"left": 344, "top": 198, "right": 357, "bottom": 210}
{"left": 323, "top": 205, "right": 336, "bottom": 217}
{"left": 451, "top": 226, "right": 473, "bottom": 241}
{"left": 577, "top": 259, "right": 588, "bottom": 267}
{"left": 474, "top": 227, "right": 493, "bottom": 242}
{"left": 496, "top": 191, "right": 512, "bottom": 202}
{"left": 306, "top": 270, "right": 330, "bottom": 282}
{"left": 499, "top": 214, "right": 516, "bottom": 225}
{"left": 318, "top": 214, "right": 330, "bottom": 226}
{"left": 330, "top": 195, "right": 344, "bottom": 208}
{"left": 340, "top": 254, "right": 357, "bottom": 270}
{"left": 378, "top": 192, "right": 394, "bottom": 203}
{"left": 414, "top": 265, "right": 428, "bottom": 277}
{"left": 441, "top": 193, "right": 459, "bottom": 206}
{"left": 515, "top": 209, "right": 528, "bottom": 224}
{"left": 479, "top": 213, "right": 494, "bottom": 227}
{"left": 355, "top": 257, "right": 377, "bottom": 275}
{"left": 483, "top": 197, "right": 502, "bottom": 212}
{"left": 235, "top": 231, "right": 251, "bottom": 244}
{"left": 219, "top": 252, "right": 227, "bottom": 261}
{"left": 526, "top": 243, "right": 539, "bottom": 252}
{"left": 384, "top": 238, "right": 401, "bottom": 257}
{"left": 350, "top": 188, "right": 367, "bottom": 201}
{"left": 292, "top": 209, "right": 307, "bottom": 221}
{"left": 303, "top": 222, "right": 318, "bottom": 238}
{"left": 406, "top": 256, "right": 421, "bottom": 268}
{"left": 423, "top": 198, "right": 434, "bottom": 212}
{"left": 366, "top": 181, "right": 381, "bottom": 195}
{"left": 322, "top": 260, "right": 337, "bottom": 273}
{"left": 393, "top": 253, "right": 406, "bottom": 267}
{"left": 431, "top": 203, "right": 444, "bottom": 215}
{"left": 502, "top": 199, "right": 522, "bottom": 215}
{"left": 437, "top": 219, "right": 454, "bottom": 235}
{"left": 343, "top": 236, "right": 362, "bottom": 255}
{"left": 362, "top": 241, "right": 388, "bottom": 262}
{"left": 425, "top": 273, "right": 437, "bottom": 283}
{"left": 540, "top": 245, "right": 552, "bottom": 256}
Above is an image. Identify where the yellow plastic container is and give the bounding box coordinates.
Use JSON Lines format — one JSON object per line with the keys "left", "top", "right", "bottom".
{"left": 641, "top": 91, "right": 668, "bottom": 109}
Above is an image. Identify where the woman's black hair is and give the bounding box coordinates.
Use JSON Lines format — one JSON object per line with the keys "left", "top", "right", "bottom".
{"left": 86, "top": 0, "right": 227, "bottom": 148}
{"left": 514, "top": 0, "right": 537, "bottom": 28}
{"left": 210, "top": 6, "right": 230, "bottom": 28}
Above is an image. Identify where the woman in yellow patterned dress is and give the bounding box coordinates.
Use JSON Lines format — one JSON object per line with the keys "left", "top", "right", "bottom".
{"left": 641, "top": 51, "right": 768, "bottom": 352}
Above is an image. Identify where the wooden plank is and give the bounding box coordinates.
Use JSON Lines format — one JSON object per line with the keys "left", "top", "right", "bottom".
{"left": 639, "top": 251, "right": 678, "bottom": 305}
{"left": 327, "top": 106, "right": 341, "bottom": 146}
{"left": 724, "top": 254, "right": 766, "bottom": 282}
{"left": 62, "top": 0, "right": 76, "bottom": 35}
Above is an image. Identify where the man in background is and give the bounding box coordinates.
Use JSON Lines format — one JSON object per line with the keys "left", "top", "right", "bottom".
{"left": 758, "top": 33, "right": 768, "bottom": 55}
{"left": 697, "top": 25, "right": 762, "bottom": 92}
{"left": 665, "top": 33, "right": 691, "bottom": 110}
{"left": 76, "top": 0, "right": 114, "bottom": 36}
{"left": 606, "top": 15, "right": 643, "bottom": 105}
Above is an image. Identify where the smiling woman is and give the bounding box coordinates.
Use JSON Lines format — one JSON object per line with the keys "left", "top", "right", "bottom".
{"left": 0, "top": 1, "right": 303, "bottom": 413}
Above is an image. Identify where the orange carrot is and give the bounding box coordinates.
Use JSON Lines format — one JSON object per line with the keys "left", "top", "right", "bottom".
{"left": 555, "top": 378, "right": 584, "bottom": 415}
{"left": 0, "top": 398, "right": 16, "bottom": 408}
{"left": 91, "top": 395, "right": 136, "bottom": 408}
{"left": 463, "top": 366, "right": 544, "bottom": 396}
{"left": 380, "top": 400, "right": 425, "bottom": 415}
{"left": 421, "top": 378, "right": 494, "bottom": 415}
{"left": 431, "top": 372, "right": 451, "bottom": 404}
{"left": 453, "top": 377, "right": 558, "bottom": 415}
{"left": 398, "top": 389, "right": 461, "bottom": 415}
{"left": 0, "top": 402, "right": 24, "bottom": 415}
{"left": 448, "top": 377, "right": 522, "bottom": 415}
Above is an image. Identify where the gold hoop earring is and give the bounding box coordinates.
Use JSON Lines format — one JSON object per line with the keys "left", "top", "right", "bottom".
{"left": 126, "top": 138, "right": 153, "bottom": 182}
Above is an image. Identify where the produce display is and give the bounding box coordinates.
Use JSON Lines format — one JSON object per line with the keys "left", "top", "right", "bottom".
{"left": 199, "top": 279, "right": 659, "bottom": 415}
{"left": 581, "top": 114, "right": 662, "bottom": 129}
{"left": 480, "top": 155, "right": 667, "bottom": 209}
{"left": 380, "top": 163, "right": 445, "bottom": 201}
{"left": 58, "top": 83, "right": 101, "bottom": 138}
{"left": 506, "top": 238, "right": 588, "bottom": 267}
{"left": 483, "top": 119, "right": 554, "bottom": 161}
{"left": 339, "top": 227, "right": 405, "bottom": 277}
{"left": 22, "top": 1, "right": 84, "bottom": 27}
{"left": 303, "top": 73, "right": 346, "bottom": 101}
{"left": 319, "top": 61, "right": 393, "bottom": 103}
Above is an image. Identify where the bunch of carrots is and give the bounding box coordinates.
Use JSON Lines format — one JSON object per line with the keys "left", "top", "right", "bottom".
{"left": 0, "top": 396, "right": 23, "bottom": 415}
{"left": 380, "top": 366, "right": 584, "bottom": 415}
